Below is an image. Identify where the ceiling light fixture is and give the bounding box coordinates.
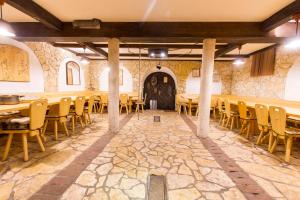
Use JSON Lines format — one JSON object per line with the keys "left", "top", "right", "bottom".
{"left": 81, "top": 46, "right": 90, "bottom": 65}
{"left": 0, "top": 1, "right": 15, "bottom": 37}
{"left": 233, "top": 45, "right": 245, "bottom": 66}
{"left": 285, "top": 14, "right": 300, "bottom": 49}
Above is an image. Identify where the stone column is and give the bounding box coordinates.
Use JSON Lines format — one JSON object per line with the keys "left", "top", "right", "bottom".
{"left": 108, "top": 38, "right": 120, "bottom": 133}
{"left": 197, "top": 39, "right": 216, "bottom": 137}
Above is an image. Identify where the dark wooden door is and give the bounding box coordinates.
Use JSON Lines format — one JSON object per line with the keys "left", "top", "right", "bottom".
{"left": 143, "top": 72, "right": 176, "bottom": 110}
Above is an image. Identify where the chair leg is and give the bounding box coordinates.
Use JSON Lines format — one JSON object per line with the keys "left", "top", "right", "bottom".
{"left": 246, "top": 123, "right": 251, "bottom": 139}
{"left": 36, "top": 133, "right": 45, "bottom": 152}
{"left": 285, "top": 136, "right": 293, "bottom": 162}
{"left": 270, "top": 137, "right": 278, "bottom": 153}
{"left": 54, "top": 120, "right": 58, "bottom": 140}
{"left": 22, "top": 133, "right": 29, "bottom": 161}
{"left": 178, "top": 105, "right": 182, "bottom": 114}
{"left": 135, "top": 105, "right": 139, "bottom": 113}
{"left": 256, "top": 130, "right": 264, "bottom": 145}
{"left": 79, "top": 116, "right": 84, "bottom": 128}
{"left": 219, "top": 113, "right": 223, "bottom": 125}
{"left": 88, "top": 113, "right": 92, "bottom": 124}
{"left": 42, "top": 120, "right": 48, "bottom": 142}
{"left": 62, "top": 122, "right": 69, "bottom": 136}
{"left": 268, "top": 132, "right": 274, "bottom": 152}
{"left": 226, "top": 117, "right": 231, "bottom": 128}
{"left": 72, "top": 116, "right": 75, "bottom": 134}
{"left": 230, "top": 117, "right": 234, "bottom": 130}
{"left": 142, "top": 105, "right": 144, "bottom": 113}
{"left": 126, "top": 105, "right": 129, "bottom": 114}
{"left": 2, "top": 133, "right": 14, "bottom": 161}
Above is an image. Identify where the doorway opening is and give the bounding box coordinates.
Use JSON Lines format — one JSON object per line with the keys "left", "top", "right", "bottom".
{"left": 143, "top": 72, "right": 176, "bottom": 110}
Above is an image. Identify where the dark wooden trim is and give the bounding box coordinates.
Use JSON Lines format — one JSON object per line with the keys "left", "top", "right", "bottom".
{"left": 89, "top": 58, "right": 235, "bottom": 62}
{"left": 79, "top": 42, "right": 108, "bottom": 58}
{"left": 11, "top": 22, "right": 282, "bottom": 43}
{"left": 262, "top": 1, "right": 300, "bottom": 31}
{"left": 215, "top": 44, "right": 240, "bottom": 58}
{"left": 6, "top": 0, "right": 63, "bottom": 30}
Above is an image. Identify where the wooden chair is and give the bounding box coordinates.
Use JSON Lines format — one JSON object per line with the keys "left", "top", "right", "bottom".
{"left": 93, "top": 95, "right": 101, "bottom": 113}
{"left": 197, "top": 97, "right": 218, "bottom": 117}
{"left": 42, "top": 97, "right": 71, "bottom": 141}
{"left": 136, "top": 94, "right": 147, "bottom": 113}
{"left": 238, "top": 101, "right": 256, "bottom": 138}
{"left": 223, "top": 99, "right": 239, "bottom": 130}
{"left": 269, "top": 106, "right": 300, "bottom": 162}
{"left": 84, "top": 96, "right": 95, "bottom": 125}
{"left": 100, "top": 94, "right": 108, "bottom": 114}
{"left": 255, "top": 104, "right": 271, "bottom": 145}
{"left": 119, "top": 93, "right": 129, "bottom": 114}
{"left": 0, "top": 100, "right": 48, "bottom": 161}
{"left": 217, "top": 98, "right": 226, "bottom": 125}
{"left": 177, "top": 95, "right": 188, "bottom": 115}
{"left": 70, "top": 96, "right": 85, "bottom": 133}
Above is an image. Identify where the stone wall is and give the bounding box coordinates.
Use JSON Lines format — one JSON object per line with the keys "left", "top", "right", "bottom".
{"left": 26, "top": 42, "right": 90, "bottom": 92}
{"left": 231, "top": 46, "right": 298, "bottom": 99}
{"left": 89, "top": 60, "right": 233, "bottom": 94}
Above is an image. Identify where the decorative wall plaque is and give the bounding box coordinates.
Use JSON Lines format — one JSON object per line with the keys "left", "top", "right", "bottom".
{"left": 0, "top": 45, "right": 30, "bottom": 82}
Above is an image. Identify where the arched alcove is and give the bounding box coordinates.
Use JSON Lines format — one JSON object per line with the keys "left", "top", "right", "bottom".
{"left": 99, "top": 66, "right": 133, "bottom": 92}
{"left": 141, "top": 66, "right": 178, "bottom": 91}
{"left": 58, "top": 58, "right": 86, "bottom": 91}
{"left": 0, "top": 37, "right": 44, "bottom": 94}
{"left": 185, "top": 71, "right": 222, "bottom": 94}
{"left": 284, "top": 57, "right": 300, "bottom": 101}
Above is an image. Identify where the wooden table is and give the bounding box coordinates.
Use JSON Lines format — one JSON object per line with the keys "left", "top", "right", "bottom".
{"left": 181, "top": 94, "right": 199, "bottom": 115}
{"left": 0, "top": 96, "right": 90, "bottom": 113}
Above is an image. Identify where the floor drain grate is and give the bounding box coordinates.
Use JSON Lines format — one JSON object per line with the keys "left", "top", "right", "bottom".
{"left": 148, "top": 175, "right": 166, "bottom": 200}
{"left": 154, "top": 116, "right": 161, "bottom": 122}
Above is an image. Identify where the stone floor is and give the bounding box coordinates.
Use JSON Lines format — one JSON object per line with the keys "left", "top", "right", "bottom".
{"left": 0, "top": 111, "right": 300, "bottom": 200}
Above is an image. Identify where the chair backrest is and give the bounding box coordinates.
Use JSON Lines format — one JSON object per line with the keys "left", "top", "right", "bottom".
{"left": 269, "top": 106, "right": 286, "bottom": 136}
{"left": 120, "top": 93, "right": 128, "bottom": 104}
{"left": 217, "top": 98, "right": 223, "bottom": 111}
{"left": 87, "top": 96, "right": 95, "bottom": 114}
{"left": 75, "top": 96, "right": 85, "bottom": 116}
{"left": 224, "top": 99, "right": 231, "bottom": 117}
{"left": 255, "top": 104, "right": 269, "bottom": 129}
{"left": 59, "top": 97, "right": 71, "bottom": 117}
{"left": 29, "top": 100, "right": 48, "bottom": 130}
{"left": 238, "top": 101, "right": 248, "bottom": 119}
{"left": 100, "top": 94, "right": 108, "bottom": 104}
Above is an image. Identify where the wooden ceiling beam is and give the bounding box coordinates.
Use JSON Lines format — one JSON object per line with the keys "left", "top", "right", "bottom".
{"left": 11, "top": 22, "right": 283, "bottom": 43}
{"left": 262, "top": 0, "right": 300, "bottom": 31}
{"left": 79, "top": 42, "right": 108, "bottom": 58}
{"left": 214, "top": 44, "right": 241, "bottom": 58}
{"left": 52, "top": 42, "right": 227, "bottom": 49}
{"left": 76, "top": 52, "right": 248, "bottom": 59}
{"left": 6, "top": 0, "right": 63, "bottom": 30}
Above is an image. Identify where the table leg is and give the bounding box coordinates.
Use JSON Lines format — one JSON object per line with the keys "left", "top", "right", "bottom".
{"left": 188, "top": 99, "right": 192, "bottom": 116}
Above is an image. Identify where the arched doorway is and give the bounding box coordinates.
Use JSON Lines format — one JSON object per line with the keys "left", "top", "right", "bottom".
{"left": 143, "top": 72, "right": 176, "bottom": 110}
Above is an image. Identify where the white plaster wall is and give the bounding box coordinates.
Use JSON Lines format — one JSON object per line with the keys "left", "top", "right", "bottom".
{"left": 58, "top": 58, "right": 86, "bottom": 91}
{"left": 185, "top": 72, "right": 222, "bottom": 95}
{"left": 99, "top": 66, "right": 133, "bottom": 92}
{"left": 284, "top": 57, "right": 300, "bottom": 101}
{"left": 0, "top": 37, "right": 44, "bottom": 94}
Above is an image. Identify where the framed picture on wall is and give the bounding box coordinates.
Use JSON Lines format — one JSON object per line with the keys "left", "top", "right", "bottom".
{"left": 192, "top": 68, "right": 201, "bottom": 77}
{"left": 66, "top": 61, "right": 81, "bottom": 85}
{"left": 119, "top": 69, "right": 123, "bottom": 85}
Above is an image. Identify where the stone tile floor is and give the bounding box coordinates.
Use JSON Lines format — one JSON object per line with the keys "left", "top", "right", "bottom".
{"left": 0, "top": 111, "right": 300, "bottom": 199}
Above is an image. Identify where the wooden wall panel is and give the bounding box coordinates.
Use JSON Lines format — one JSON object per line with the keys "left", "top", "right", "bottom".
{"left": 0, "top": 44, "right": 30, "bottom": 82}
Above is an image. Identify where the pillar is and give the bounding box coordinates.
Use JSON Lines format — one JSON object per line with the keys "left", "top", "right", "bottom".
{"left": 197, "top": 38, "right": 216, "bottom": 137}
{"left": 108, "top": 38, "right": 120, "bottom": 133}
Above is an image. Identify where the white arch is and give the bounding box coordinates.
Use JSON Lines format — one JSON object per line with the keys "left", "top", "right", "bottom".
{"left": 185, "top": 72, "right": 222, "bottom": 95}
{"left": 58, "top": 58, "right": 86, "bottom": 91}
{"left": 0, "top": 37, "right": 44, "bottom": 94}
{"left": 141, "top": 67, "right": 178, "bottom": 90}
{"left": 284, "top": 57, "right": 300, "bottom": 101}
{"left": 98, "top": 66, "right": 133, "bottom": 92}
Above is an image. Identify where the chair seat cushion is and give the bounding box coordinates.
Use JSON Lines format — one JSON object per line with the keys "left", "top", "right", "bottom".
{"left": 0, "top": 117, "right": 30, "bottom": 130}
{"left": 285, "top": 127, "right": 300, "bottom": 135}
